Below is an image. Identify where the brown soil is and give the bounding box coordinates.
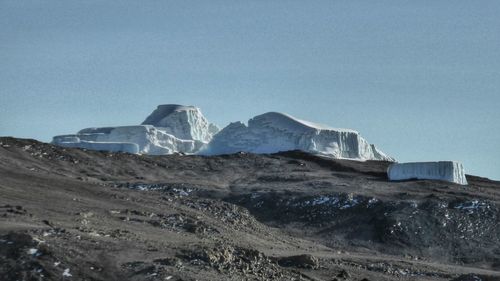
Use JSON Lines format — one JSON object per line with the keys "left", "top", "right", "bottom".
{"left": 1, "top": 137, "right": 499, "bottom": 281}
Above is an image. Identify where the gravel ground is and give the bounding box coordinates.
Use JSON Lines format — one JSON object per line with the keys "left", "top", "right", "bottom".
{"left": 1, "top": 137, "right": 499, "bottom": 281}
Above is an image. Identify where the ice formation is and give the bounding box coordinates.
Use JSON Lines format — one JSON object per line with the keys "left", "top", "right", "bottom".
{"left": 52, "top": 105, "right": 396, "bottom": 161}
{"left": 201, "top": 112, "right": 394, "bottom": 161}
{"left": 52, "top": 105, "right": 218, "bottom": 155}
{"left": 54, "top": 138, "right": 139, "bottom": 154}
{"left": 387, "top": 161, "right": 468, "bottom": 185}
{"left": 141, "top": 105, "right": 219, "bottom": 143}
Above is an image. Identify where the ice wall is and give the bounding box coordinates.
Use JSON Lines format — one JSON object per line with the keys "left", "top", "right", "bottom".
{"left": 141, "top": 104, "right": 219, "bottom": 142}
{"left": 51, "top": 105, "right": 395, "bottom": 160}
{"left": 53, "top": 125, "right": 203, "bottom": 155}
{"left": 55, "top": 139, "right": 139, "bottom": 154}
{"left": 202, "top": 112, "right": 394, "bottom": 161}
{"left": 387, "top": 161, "right": 468, "bottom": 185}
{"left": 52, "top": 104, "right": 218, "bottom": 155}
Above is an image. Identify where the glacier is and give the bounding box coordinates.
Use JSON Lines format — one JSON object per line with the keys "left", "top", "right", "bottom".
{"left": 52, "top": 106, "right": 394, "bottom": 161}
{"left": 387, "top": 161, "right": 468, "bottom": 185}
{"left": 53, "top": 138, "right": 140, "bottom": 154}
{"left": 201, "top": 112, "right": 394, "bottom": 161}
{"left": 50, "top": 104, "right": 475, "bottom": 184}
{"left": 141, "top": 104, "right": 219, "bottom": 143}
{"left": 52, "top": 105, "right": 218, "bottom": 155}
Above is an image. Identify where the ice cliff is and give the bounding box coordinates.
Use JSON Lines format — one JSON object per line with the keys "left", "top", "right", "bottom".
{"left": 52, "top": 107, "right": 393, "bottom": 161}
{"left": 387, "top": 161, "right": 468, "bottom": 185}
{"left": 51, "top": 105, "right": 476, "bottom": 184}
{"left": 201, "top": 112, "right": 394, "bottom": 161}
{"left": 52, "top": 105, "right": 219, "bottom": 155}
{"left": 141, "top": 105, "right": 219, "bottom": 143}
{"left": 52, "top": 136, "right": 140, "bottom": 154}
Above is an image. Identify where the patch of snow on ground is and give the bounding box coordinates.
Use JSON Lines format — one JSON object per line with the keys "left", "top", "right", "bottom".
{"left": 367, "top": 198, "right": 379, "bottom": 207}
{"left": 27, "top": 248, "right": 39, "bottom": 256}
{"left": 454, "top": 200, "right": 488, "bottom": 210}
{"left": 311, "top": 196, "right": 339, "bottom": 206}
{"left": 454, "top": 200, "right": 490, "bottom": 214}
{"left": 63, "top": 268, "right": 72, "bottom": 277}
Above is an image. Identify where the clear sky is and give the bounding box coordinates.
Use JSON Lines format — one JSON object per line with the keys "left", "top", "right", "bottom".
{"left": 1, "top": 1, "right": 499, "bottom": 180}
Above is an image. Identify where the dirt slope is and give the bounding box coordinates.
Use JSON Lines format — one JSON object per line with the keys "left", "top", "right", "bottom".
{"left": 1, "top": 137, "right": 499, "bottom": 281}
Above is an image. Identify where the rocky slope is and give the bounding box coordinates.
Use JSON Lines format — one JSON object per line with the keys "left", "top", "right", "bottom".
{"left": 1, "top": 137, "right": 499, "bottom": 281}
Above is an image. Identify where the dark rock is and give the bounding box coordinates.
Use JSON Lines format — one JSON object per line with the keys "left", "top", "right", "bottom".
{"left": 337, "top": 269, "right": 351, "bottom": 279}
{"left": 451, "top": 274, "right": 500, "bottom": 281}
{"left": 276, "top": 254, "right": 319, "bottom": 269}
{"left": 153, "top": 257, "right": 183, "bottom": 267}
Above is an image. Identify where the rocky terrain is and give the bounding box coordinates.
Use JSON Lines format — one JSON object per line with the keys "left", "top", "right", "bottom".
{"left": 1, "top": 137, "right": 499, "bottom": 281}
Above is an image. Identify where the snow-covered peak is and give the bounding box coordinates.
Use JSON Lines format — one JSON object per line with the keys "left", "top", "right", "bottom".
{"left": 141, "top": 104, "right": 219, "bottom": 143}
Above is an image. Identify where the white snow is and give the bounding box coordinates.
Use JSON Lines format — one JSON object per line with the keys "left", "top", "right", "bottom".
{"left": 54, "top": 139, "right": 140, "bottom": 154}
{"left": 311, "top": 196, "right": 337, "bottom": 206}
{"left": 387, "top": 161, "right": 468, "bottom": 185}
{"left": 454, "top": 200, "right": 489, "bottom": 213}
{"left": 142, "top": 104, "right": 219, "bottom": 142}
{"left": 53, "top": 106, "right": 393, "bottom": 159}
{"left": 53, "top": 107, "right": 393, "bottom": 159}
{"left": 86, "top": 125, "right": 202, "bottom": 154}
{"left": 367, "top": 198, "right": 379, "bottom": 207}
{"left": 51, "top": 105, "right": 472, "bottom": 172}
{"left": 52, "top": 106, "right": 393, "bottom": 159}
{"left": 291, "top": 194, "right": 361, "bottom": 209}
{"left": 62, "top": 268, "right": 72, "bottom": 277}
{"left": 27, "top": 248, "right": 38, "bottom": 256}
{"left": 52, "top": 105, "right": 217, "bottom": 155}
{"left": 201, "top": 112, "right": 394, "bottom": 161}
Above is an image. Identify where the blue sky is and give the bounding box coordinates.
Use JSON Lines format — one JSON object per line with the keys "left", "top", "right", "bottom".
{"left": 1, "top": 1, "right": 499, "bottom": 180}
